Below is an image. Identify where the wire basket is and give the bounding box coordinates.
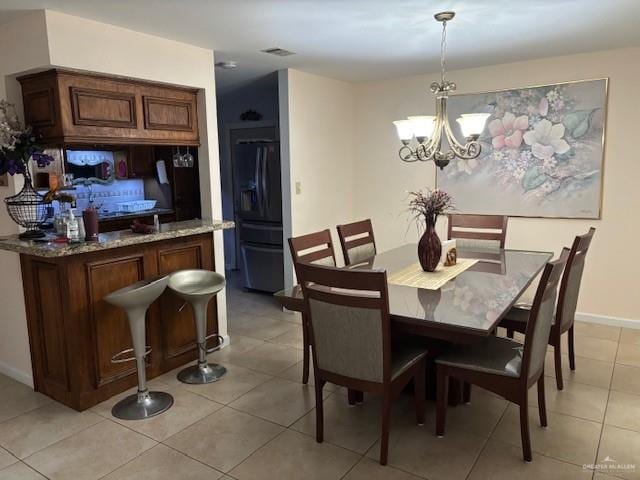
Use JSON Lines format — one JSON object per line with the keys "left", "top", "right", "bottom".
{"left": 4, "top": 177, "right": 47, "bottom": 239}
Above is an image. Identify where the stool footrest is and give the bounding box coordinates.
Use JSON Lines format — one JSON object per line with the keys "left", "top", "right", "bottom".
{"left": 111, "top": 346, "right": 152, "bottom": 364}
{"left": 204, "top": 334, "right": 225, "bottom": 354}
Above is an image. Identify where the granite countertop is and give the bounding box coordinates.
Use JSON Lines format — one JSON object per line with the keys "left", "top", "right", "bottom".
{"left": 0, "top": 219, "right": 235, "bottom": 258}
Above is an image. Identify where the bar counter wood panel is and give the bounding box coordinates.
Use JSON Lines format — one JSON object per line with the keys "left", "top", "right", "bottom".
{"left": 20, "top": 233, "right": 217, "bottom": 411}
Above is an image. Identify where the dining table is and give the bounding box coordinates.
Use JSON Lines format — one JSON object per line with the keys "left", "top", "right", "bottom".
{"left": 274, "top": 243, "right": 553, "bottom": 403}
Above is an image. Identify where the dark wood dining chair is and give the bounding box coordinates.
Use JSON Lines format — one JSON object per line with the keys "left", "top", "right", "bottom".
{"left": 297, "top": 261, "right": 427, "bottom": 465}
{"left": 435, "top": 249, "right": 569, "bottom": 462}
{"left": 447, "top": 214, "right": 508, "bottom": 250}
{"left": 500, "top": 227, "right": 596, "bottom": 390}
{"left": 288, "top": 229, "right": 337, "bottom": 384}
{"left": 337, "top": 219, "right": 377, "bottom": 266}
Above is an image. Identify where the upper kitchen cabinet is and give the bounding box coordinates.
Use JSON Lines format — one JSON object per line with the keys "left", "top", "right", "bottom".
{"left": 18, "top": 69, "right": 199, "bottom": 146}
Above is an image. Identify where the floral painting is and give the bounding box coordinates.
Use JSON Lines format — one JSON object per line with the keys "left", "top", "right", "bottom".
{"left": 438, "top": 79, "right": 607, "bottom": 218}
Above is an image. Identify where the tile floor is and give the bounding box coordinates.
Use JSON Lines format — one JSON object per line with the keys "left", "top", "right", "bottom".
{"left": 1, "top": 286, "right": 639, "bottom": 480}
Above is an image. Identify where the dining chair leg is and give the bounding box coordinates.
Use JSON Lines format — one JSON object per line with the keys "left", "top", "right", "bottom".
{"left": 301, "top": 313, "right": 310, "bottom": 385}
{"left": 537, "top": 373, "right": 548, "bottom": 427}
{"left": 567, "top": 326, "right": 576, "bottom": 371}
{"left": 507, "top": 328, "right": 514, "bottom": 339}
{"left": 415, "top": 361, "right": 426, "bottom": 425}
{"left": 380, "top": 389, "right": 392, "bottom": 466}
{"left": 553, "top": 342, "right": 564, "bottom": 390}
{"left": 463, "top": 382, "right": 472, "bottom": 404}
{"left": 519, "top": 396, "right": 532, "bottom": 462}
{"left": 315, "top": 379, "right": 324, "bottom": 443}
{"left": 356, "top": 390, "right": 364, "bottom": 403}
{"left": 436, "top": 366, "right": 448, "bottom": 437}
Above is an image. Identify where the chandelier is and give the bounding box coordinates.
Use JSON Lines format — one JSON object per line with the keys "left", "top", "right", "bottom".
{"left": 393, "top": 11, "right": 490, "bottom": 169}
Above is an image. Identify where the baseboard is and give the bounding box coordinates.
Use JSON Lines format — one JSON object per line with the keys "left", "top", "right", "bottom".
{"left": 575, "top": 312, "right": 640, "bottom": 330}
{"left": 0, "top": 360, "right": 33, "bottom": 387}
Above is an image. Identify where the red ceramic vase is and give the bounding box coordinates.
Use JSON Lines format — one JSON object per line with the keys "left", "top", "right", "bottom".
{"left": 418, "top": 221, "right": 441, "bottom": 272}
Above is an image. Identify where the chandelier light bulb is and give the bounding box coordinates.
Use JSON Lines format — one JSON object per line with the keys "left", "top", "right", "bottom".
{"left": 393, "top": 120, "right": 414, "bottom": 142}
{"left": 456, "top": 113, "right": 491, "bottom": 138}
{"left": 408, "top": 116, "right": 436, "bottom": 141}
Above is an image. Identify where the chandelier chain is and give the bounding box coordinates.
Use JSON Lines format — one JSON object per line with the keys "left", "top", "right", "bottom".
{"left": 440, "top": 19, "right": 447, "bottom": 84}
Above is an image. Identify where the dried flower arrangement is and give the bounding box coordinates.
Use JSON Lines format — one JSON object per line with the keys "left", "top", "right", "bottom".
{"left": 407, "top": 188, "right": 454, "bottom": 229}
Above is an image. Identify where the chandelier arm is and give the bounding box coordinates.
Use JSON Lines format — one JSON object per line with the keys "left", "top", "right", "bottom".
{"left": 417, "top": 113, "right": 444, "bottom": 161}
{"left": 399, "top": 144, "right": 419, "bottom": 162}
{"left": 439, "top": 98, "right": 482, "bottom": 160}
{"left": 441, "top": 110, "right": 469, "bottom": 155}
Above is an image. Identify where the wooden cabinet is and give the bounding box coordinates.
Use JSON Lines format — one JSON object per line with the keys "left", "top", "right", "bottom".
{"left": 127, "top": 145, "right": 155, "bottom": 178}
{"left": 18, "top": 69, "right": 199, "bottom": 146}
{"left": 20, "top": 233, "right": 217, "bottom": 410}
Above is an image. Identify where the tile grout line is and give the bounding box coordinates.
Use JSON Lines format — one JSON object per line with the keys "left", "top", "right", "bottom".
{"left": 17, "top": 416, "right": 111, "bottom": 457}
{"left": 463, "top": 397, "right": 511, "bottom": 479}
{"left": 591, "top": 330, "right": 622, "bottom": 480}
{"left": 19, "top": 418, "right": 114, "bottom": 479}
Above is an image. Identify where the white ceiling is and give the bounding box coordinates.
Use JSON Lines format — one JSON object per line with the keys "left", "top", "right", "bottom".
{"left": 2, "top": 0, "right": 640, "bottom": 93}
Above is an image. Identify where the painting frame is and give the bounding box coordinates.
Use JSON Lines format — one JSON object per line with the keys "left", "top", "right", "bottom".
{"left": 436, "top": 78, "right": 608, "bottom": 220}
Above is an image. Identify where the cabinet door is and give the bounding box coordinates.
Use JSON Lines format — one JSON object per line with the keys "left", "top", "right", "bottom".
{"left": 21, "top": 260, "right": 70, "bottom": 395}
{"left": 128, "top": 145, "right": 155, "bottom": 178}
{"left": 85, "top": 254, "right": 147, "bottom": 387}
{"left": 143, "top": 95, "right": 195, "bottom": 132}
{"left": 156, "top": 237, "right": 217, "bottom": 368}
{"left": 70, "top": 87, "right": 137, "bottom": 128}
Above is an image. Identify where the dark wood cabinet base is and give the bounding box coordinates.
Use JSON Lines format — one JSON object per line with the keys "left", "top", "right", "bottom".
{"left": 20, "top": 233, "right": 217, "bottom": 411}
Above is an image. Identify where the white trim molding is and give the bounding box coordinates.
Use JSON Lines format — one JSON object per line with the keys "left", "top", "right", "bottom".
{"left": 575, "top": 311, "right": 640, "bottom": 330}
{"left": 0, "top": 360, "right": 34, "bottom": 387}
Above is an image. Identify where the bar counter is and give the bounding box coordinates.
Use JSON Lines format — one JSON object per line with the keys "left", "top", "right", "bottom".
{"left": 0, "top": 219, "right": 234, "bottom": 410}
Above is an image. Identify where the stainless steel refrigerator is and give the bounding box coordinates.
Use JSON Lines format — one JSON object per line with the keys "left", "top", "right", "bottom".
{"left": 233, "top": 141, "right": 284, "bottom": 292}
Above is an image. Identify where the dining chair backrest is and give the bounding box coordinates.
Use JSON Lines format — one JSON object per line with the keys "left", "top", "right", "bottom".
{"left": 447, "top": 214, "right": 508, "bottom": 251}
{"left": 337, "top": 219, "right": 377, "bottom": 266}
{"left": 556, "top": 227, "right": 596, "bottom": 331}
{"left": 297, "top": 262, "right": 391, "bottom": 384}
{"left": 522, "top": 248, "right": 569, "bottom": 382}
{"left": 288, "top": 229, "right": 337, "bottom": 275}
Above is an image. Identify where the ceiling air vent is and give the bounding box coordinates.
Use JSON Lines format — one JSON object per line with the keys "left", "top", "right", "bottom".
{"left": 261, "top": 47, "right": 296, "bottom": 57}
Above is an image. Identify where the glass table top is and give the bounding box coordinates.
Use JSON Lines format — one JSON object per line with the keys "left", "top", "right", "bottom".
{"left": 275, "top": 244, "right": 552, "bottom": 335}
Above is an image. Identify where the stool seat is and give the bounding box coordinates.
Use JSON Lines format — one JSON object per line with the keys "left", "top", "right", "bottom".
{"left": 104, "top": 276, "right": 171, "bottom": 310}
{"left": 168, "top": 270, "right": 226, "bottom": 299}
{"left": 168, "top": 269, "right": 227, "bottom": 384}
{"left": 104, "top": 275, "right": 173, "bottom": 420}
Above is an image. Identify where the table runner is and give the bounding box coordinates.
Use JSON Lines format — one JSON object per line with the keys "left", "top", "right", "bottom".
{"left": 387, "top": 258, "right": 479, "bottom": 290}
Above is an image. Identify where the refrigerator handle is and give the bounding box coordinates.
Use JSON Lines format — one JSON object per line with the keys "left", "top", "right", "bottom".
{"left": 261, "top": 147, "right": 268, "bottom": 213}
{"left": 255, "top": 147, "right": 264, "bottom": 215}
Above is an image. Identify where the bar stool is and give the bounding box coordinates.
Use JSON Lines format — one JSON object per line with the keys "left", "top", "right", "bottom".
{"left": 168, "top": 269, "right": 227, "bottom": 384}
{"left": 104, "top": 276, "right": 173, "bottom": 420}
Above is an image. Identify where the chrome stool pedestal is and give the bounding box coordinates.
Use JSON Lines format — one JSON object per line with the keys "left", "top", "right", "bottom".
{"left": 104, "top": 276, "right": 173, "bottom": 420}
{"left": 169, "top": 269, "right": 227, "bottom": 384}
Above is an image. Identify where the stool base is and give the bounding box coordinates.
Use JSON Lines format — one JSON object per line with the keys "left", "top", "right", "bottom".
{"left": 111, "top": 391, "right": 174, "bottom": 420}
{"left": 177, "top": 363, "right": 227, "bottom": 384}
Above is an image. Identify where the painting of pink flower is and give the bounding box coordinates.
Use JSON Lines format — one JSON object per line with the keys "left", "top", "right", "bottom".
{"left": 523, "top": 119, "right": 570, "bottom": 160}
{"left": 488, "top": 112, "right": 529, "bottom": 149}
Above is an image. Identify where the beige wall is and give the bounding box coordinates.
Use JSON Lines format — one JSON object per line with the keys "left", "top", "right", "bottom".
{"left": 354, "top": 47, "right": 640, "bottom": 323}
{"left": 0, "top": 10, "right": 228, "bottom": 385}
{"left": 0, "top": 11, "right": 51, "bottom": 386}
{"left": 280, "top": 69, "right": 357, "bottom": 284}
